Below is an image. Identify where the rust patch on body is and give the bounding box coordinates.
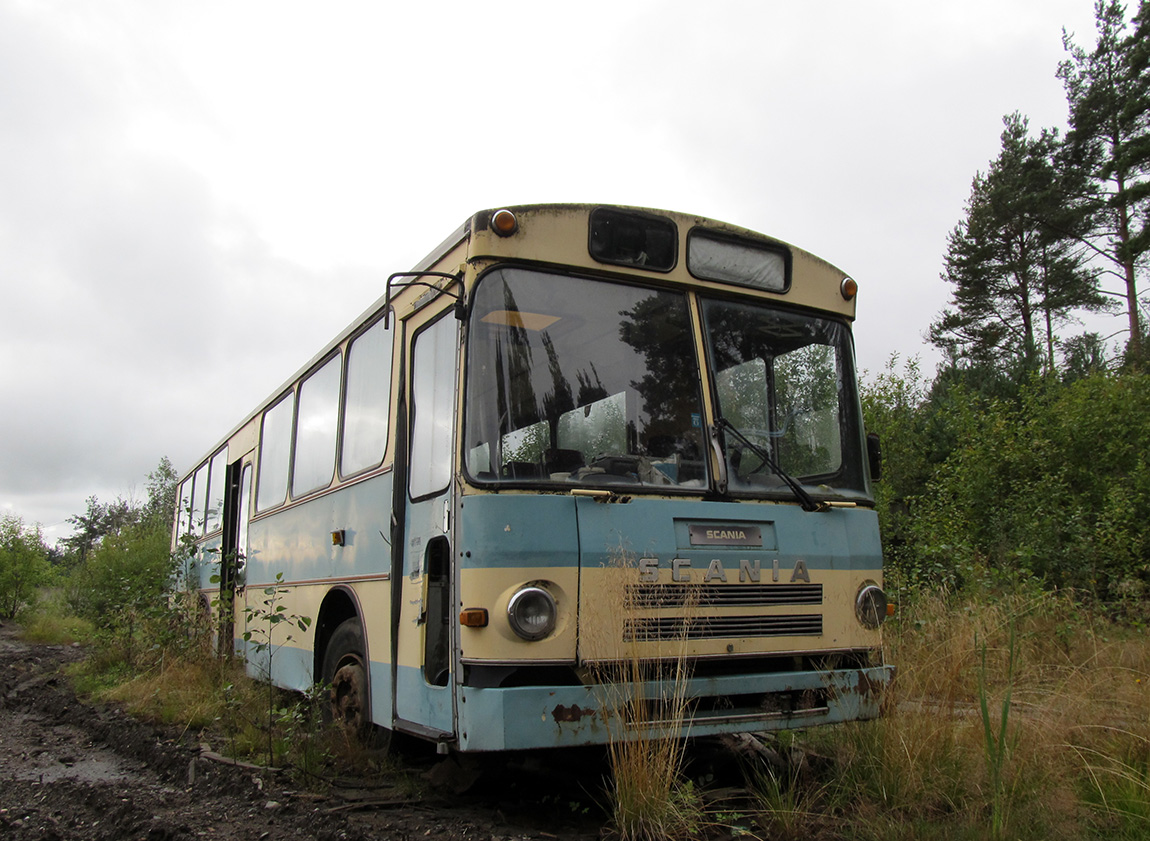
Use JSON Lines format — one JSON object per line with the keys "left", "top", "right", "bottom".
{"left": 552, "top": 704, "right": 592, "bottom": 723}
{"left": 856, "top": 669, "right": 882, "bottom": 699}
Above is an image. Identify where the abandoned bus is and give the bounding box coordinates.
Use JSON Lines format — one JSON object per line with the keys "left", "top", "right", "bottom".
{"left": 173, "top": 204, "right": 893, "bottom": 752}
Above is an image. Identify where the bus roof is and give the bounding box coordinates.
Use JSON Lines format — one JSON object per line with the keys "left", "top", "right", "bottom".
{"left": 177, "top": 204, "right": 858, "bottom": 480}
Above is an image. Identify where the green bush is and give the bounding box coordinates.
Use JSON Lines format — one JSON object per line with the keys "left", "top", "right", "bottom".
{"left": 67, "top": 517, "right": 180, "bottom": 665}
{"left": 0, "top": 514, "right": 52, "bottom": 619}
{"left": 69, "top": 518, "right": 172, "bottom": 617}
{"left": 901, "top": 372, "right": 1150, "bottom": 604}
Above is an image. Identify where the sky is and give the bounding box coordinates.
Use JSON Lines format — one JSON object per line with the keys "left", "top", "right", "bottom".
{"left": 0, "top": 0, "right": 1120, "bottom": 545}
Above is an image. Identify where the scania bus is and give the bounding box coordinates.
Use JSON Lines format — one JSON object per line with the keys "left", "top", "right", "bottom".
{"left": 173, "top": 204, "right": 893, "bottom": 752}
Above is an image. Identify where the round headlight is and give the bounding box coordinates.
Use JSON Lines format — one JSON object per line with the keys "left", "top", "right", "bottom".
{"left": 856, "top": 583, "right": 888, "bottom": 630}
{"left": 507, "top": 586, "right": 557, "bottom": 641}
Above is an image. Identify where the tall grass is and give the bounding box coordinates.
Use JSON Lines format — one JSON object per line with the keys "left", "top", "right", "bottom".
{"left": 791, "top": 588, "right": 1150, "bottom": 840}
{"left": 584, "top": 556, "right": 704, "bottom": 841}
{"left": 20, "top": 588, "right": 95, "bottom": 644}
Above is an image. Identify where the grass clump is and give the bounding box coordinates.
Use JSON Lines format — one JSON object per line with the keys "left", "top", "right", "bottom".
{"left": 584, "top": 555, "right": 705, "bottom": 841}
{"left": 20, "top": 589, "right": 95, "bottom": 645}
{"left": 784, "top": 587, "right": 1150, "bottom": 841}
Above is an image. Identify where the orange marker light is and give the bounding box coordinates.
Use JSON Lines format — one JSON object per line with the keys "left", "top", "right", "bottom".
{"left": 840, "top": 277, "right": 858, "bottom": 301}
{"left": 460, "top": 607, "right": 489, "bottom": 628}
{"left": 491, "top": 209, "right": 518, "bottom": 237}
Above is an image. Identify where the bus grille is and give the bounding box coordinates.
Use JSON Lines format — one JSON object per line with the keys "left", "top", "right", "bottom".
{"left": 624, "top": 614, "right": 823, "bottom": 642}
{"left": 628, "top": 583, "right": 823, "bottom": 608}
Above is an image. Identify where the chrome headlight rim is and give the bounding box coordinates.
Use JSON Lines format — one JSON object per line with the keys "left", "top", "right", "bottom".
{"left": 855, "top": 582, "right": 888, "bottom": 630}
{"left": 507, "top": 585, "right": 557, "bottom": 641}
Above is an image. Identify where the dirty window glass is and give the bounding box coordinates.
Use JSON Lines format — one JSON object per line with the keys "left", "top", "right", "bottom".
{"left": 191, "top": 462, "right": 210, "bottom": 536}
{"left": 294, "top": 354, "right": 341, "bottom": 497}
{"left": 464, "top": 268, "right": 705, "bottom": 489}
{"left": 702, "top": 298, "right": 868, "bottom": 497}
{"left": 177, "top": 479, "right": 193, "bottom": 539}
{"left": 342, "top": 319, "right": 392, "bottom": 475}
{"left": 205, "top": 447, "right": 228, "bottom": 534}
{"left": 257, "top": 393, "right": 294, "bottom": 512}
{"left": 410, "top": 315, "right": 457, "bottom": 499}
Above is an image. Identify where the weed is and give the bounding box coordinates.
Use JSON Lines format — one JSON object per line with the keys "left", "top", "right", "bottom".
{"left": 21, "top": 590, "right": 94, "bottom": 645}
{"left": 977, "top": 623, "right": 1017, "bottom": 840}
{"left": 240, "top": 572, "right": 313, "bottom": 766}
{"left": 583, "top": 554, "right": 704, "bottom": 841}
{"left": 743, "top": 738, "right": 822, "bottom": 841}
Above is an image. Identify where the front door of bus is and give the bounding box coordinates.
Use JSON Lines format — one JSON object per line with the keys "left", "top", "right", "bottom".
{"left": 394, "top": 313, "right": 457, "bottom": 740}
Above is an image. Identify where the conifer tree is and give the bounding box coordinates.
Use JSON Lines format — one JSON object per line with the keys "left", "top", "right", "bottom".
{"left": 931, "top": 114, "right": 1107, "bottom": 375}
{"left": 1058, "top": 0, "right": 1150, "bottom": 362}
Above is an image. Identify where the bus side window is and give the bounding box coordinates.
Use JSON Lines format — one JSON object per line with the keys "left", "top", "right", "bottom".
{"left": 409, "top": 316, "right": 457, "bottom": 500}
{"left": 176, "top": 479, "right": 192, "bottom": 539}
{"left": 191, "top": 461, "right": 210, "bottom": 536}
{"left": 342, "top": 319, "right": 392, "bottom": 476}
{"left": 205, "top": 447, "right": 228, "bottom": 534}
{"left": 257, "top": 392, "right": 294, "bottom": 512}
{"left": 293, "top": 354, "right": 341, "bottom": 497}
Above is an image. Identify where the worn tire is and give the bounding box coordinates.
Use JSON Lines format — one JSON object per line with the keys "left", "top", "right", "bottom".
{"left": 321, "top": 618, "right": 382, "bottom": 745}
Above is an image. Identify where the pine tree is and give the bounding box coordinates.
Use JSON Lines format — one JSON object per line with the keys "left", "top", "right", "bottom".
{"left": 931, "top": 114, "right": 1107, "bottom": 376}
{"left": 1058, "top": 0, "right": 1150, "bottom": 363}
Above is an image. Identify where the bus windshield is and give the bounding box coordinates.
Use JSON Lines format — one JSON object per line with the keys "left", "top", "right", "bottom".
{"left": 463, "top": 266, "right": 870, "bottom": 499}
{"left": 464, "top": 267, "right": 707, "bottom": 489}
{"left": 701, "top": 298, "right": 870, "bottom": 499}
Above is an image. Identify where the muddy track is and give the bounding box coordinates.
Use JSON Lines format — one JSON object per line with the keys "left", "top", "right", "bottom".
{"left": 0, "top": 624, "right": 602, "bottom": 841}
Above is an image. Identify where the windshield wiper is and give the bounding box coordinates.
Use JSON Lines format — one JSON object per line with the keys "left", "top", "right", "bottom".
{"left": 715, "top": 417, "right": 827, "bottom": 512}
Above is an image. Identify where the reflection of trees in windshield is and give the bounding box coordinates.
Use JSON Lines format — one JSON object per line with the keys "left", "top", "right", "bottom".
{"left": 494, "top": 277, "right": 537, "bottom": 434}
{"left": 541, "top": 333, "right": 574, "bottom": 420}
{"left": 702, "top": 299, "right": 866, "bottom": 493}
{"left": 619, "top": 295, "right": 703, "bottom": 463}
{"left": 464, "top": 269, "right": 705, "bottom": 488}
{"left": 773, "top": 344, "right": 840, "bottom": 477}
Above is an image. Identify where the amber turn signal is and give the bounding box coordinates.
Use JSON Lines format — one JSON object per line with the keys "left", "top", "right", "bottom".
{"left": 460, "top": 607, "right": 489, "bottom": 627}
{"left": 491, "top": 209, "right": 518, "bottom": 237}
{"left": 840, "top": 277, "right": 858, "bottom": 301}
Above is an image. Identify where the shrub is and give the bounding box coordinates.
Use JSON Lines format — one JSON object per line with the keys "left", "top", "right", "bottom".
{"left": 0, "top": 514, "right": 52, "bottom": 619}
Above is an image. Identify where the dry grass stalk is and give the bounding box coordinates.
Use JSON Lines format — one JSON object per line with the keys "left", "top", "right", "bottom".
{"left": 583, "top": 548, "right": 704, "bottom": 841}
{"left": 815, "top": 588, "right": 1150, "bottom": 839}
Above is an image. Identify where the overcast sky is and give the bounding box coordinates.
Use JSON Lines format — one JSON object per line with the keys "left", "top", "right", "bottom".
{"left": 0, "top": 0, "right": 1120, "bottom": 544}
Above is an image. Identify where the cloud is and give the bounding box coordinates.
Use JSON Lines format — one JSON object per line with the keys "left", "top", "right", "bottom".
{"left": 0, "top": 3, "right": 378, "bottom": 541}
{"left": 0, "top": 0, "right": 1121, "bottom": 544}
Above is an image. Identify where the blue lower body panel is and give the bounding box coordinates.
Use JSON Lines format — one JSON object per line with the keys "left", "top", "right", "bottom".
{"left": 455, "top": 664, "right": 893, "bottom": 751}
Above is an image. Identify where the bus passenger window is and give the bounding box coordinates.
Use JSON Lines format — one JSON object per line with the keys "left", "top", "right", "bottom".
{"left": 191, "top": 461, "right": 209, "bottom": 536}
{"left": 341, "top": 319, "right": 392, "bottom": 476}
{"left": 205, "top": 447, "right": 228, "bottom": 534}
{"left": 256, "top": 393, "right": 293, "bottom": 512}
{"left": 176, "top": 479, "right": 193, "bottom": 538}
{"left": 293, "top": 354, "right": 341, "bottom": 497}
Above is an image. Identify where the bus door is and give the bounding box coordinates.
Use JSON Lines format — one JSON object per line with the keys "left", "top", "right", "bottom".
{"left": 219, "top": 453, "right": 254, "bottom": 657}
{"left": 393, "top": 312, "right": 459, "bottom": 741}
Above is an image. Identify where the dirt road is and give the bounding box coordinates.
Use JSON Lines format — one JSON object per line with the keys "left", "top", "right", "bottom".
{"left": 0, "top": 624, "right": 602, "bottom": 841}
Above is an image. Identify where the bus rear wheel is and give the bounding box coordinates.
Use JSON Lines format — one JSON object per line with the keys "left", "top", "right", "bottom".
{"left": 322, "top": 618, "right": 380, "bottom": 745}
